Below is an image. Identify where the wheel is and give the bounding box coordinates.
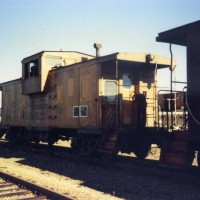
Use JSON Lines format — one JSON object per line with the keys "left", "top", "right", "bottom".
{"left": 47, "top": 133, "right": 58, "bottom": 146}
{"left": 33, "top": 138, "right": 40, "bottom": 145}
{"left": 31, "top": 132, "right": 40, "bottom": 145}
{"left": 133, "top": 140, "right": 151, "bottom": 160}
{"left": 98, "top": 151, "right": 117, "bottom": 162}
{"left": 5, "top": 130, "right": 18, "bottom": 144}
{"left": 71, "top": 138, "right": 79, "bottom": 154}
{"left": 0, "top": 132, "right": 5, "bottom": 139}
{"left": 185, "top": 147, "right": 195, "bottom": 168}
{"left": 48, "top": 140, "right": 55, "bottom": 146}
{"left": 21, "top": 131, "right": 31, "bottom": 145}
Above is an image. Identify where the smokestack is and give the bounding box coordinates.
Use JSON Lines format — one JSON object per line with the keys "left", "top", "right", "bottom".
{"left": 93, "top": 43, "right": 102, "bottom": 57}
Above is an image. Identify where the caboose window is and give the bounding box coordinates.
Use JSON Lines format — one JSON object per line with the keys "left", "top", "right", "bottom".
{"left": 123, "top": 74, "right": 132, "bottom": 88}
{"left": 24, "top": 60, "right": 39, "bottom": 78}
{"left": 73, "top": 105, "right": 88, "bottom": 117}
{"left": 80, "top": 106, "right": 88, "bottom": 117}
{"left": 104, "top": 81, "right": 117, "bottom": 102}
{"left": 73, "top": 106, "right": 79, "bottom": 117}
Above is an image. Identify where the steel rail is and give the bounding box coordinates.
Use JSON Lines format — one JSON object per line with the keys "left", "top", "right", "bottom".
{"left": 0, "top": 171, "right": 77, "bottom": 200}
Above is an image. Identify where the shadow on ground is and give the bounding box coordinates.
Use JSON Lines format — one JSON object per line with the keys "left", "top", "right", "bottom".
{"left": 0, "top": 140, "right": 200, "bottom": 200}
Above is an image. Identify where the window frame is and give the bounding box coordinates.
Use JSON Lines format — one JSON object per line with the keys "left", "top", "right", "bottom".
{"left": 122, "top": 73, "right": 133, "bottom": 89}
{"left": 103, "top": 80, "right": 118, "bottom": 102}
{"left": 24, "top": 59, "right": 39, "bottom": 78}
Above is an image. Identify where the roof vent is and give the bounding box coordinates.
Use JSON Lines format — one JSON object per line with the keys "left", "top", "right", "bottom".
{"left": 94, "top": 43, "right": 102, "bottom": 57}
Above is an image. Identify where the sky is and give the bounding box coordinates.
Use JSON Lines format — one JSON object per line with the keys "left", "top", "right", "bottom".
{"left": 0, "top": 0, "right": 200, "bottom": 89}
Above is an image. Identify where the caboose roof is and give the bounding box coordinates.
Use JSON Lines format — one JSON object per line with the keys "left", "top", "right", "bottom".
{"left": 0, "top": 78, "right": 21, "bottom": 87}
{"left": 21, "top": 51, "right": 94, "bottom": 63}
{"left": 156, "top": 20, "right": 200, "bottom": 46}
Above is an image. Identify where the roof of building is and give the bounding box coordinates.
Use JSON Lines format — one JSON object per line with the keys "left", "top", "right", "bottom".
{"left": 156, "top": 20, "right": 200, "bottom": 46}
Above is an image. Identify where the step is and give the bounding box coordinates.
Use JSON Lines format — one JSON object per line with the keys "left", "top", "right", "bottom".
{"left": 169, "top": 141, "right": 188, "bottom": 154}
{"left": 173, "top": 131, "right": 187, "bottom": 141}
{"left": 162, "top": 152, "right": 187, "bottom": 167}
{"left": 105, "top": 134, "right": 118, "bottom": 142}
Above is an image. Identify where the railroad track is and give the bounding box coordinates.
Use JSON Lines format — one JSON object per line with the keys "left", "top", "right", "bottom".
{"left": 0, "top": 138, "right": 198, "bottom": 171}
{"left": 0, "top": 176, "right": 42, "bottom": 200}
{"left": 0, "top": 138, "right": 199, "bottom": 182}
{"left": 0, "top": 139, "right": 200, "bottom": 200}
{"left": 0, "top": 171, "right": 76, "bottom": 200}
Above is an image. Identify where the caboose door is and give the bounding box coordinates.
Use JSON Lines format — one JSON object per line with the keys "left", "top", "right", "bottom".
{"left": 120, "top": 73, "right": 135, "bottom": 126}
{"left": 102, "top": 80, "right": 119, "bottom": 129}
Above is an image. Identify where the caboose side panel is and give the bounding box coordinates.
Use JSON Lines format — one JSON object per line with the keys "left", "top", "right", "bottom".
{"left": 47, "top": 67, "right": 79, "bottom": 129}
{"left": 0, "top": 79, "right": 23, "bottom": 127}
{"left": 20, "top": 62, "right": 98, "bottom": 129}
{"left": 47, "top": 62, "right": 98, "bottom": 129}
{"left": 78, "top": 63, "right": 98, "bottom": 128}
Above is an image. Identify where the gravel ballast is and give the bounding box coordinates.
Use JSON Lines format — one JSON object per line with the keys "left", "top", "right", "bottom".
{"left": 0, "top": 141, "right": 199, "bottom": 200}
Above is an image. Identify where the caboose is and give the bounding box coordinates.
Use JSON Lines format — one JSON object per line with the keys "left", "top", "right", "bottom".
{"left": 0, "top": 46, "right": 173, "bottom": 159}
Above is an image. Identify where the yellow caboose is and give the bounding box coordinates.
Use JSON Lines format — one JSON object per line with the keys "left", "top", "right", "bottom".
{"left": 0, "top": 47, "right": 172, "bottom": 158}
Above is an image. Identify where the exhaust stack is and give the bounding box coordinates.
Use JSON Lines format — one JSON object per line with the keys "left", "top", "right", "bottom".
{"left": 93, "top": 43, "right": 102, "bottom": 57}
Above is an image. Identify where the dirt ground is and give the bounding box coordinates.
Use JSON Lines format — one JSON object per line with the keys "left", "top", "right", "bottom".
{"left": 0, "top": 140, "right": 199, "bottom": 200}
